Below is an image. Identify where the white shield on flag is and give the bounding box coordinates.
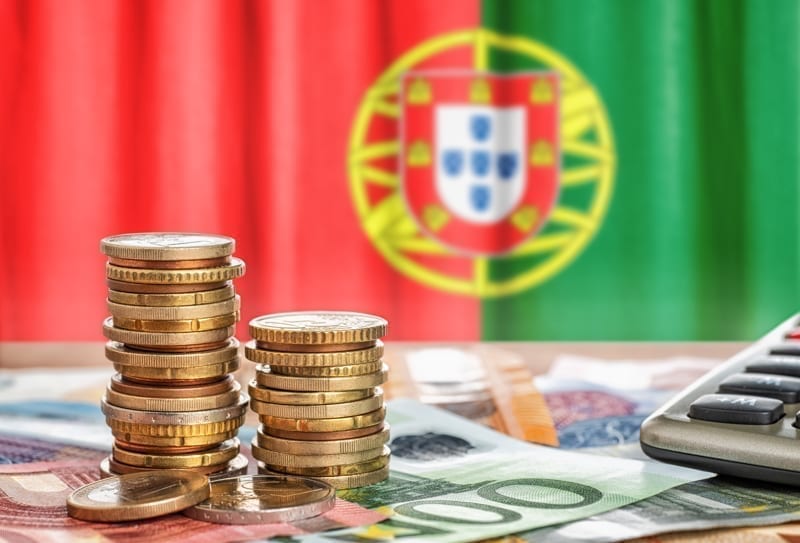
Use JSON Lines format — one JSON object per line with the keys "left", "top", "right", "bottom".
{"left": 435, "top": 105, "right": 527, "bottom": 225}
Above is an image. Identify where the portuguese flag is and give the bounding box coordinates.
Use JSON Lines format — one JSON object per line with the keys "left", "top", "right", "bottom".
{"left": 0, "top": 0, "right": 797, "bottom": 341}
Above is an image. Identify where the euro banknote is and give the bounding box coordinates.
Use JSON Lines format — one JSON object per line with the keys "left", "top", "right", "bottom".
{"left": 528, "top": 476, "right": 800, "bottom": 542}
{"left": 295, "top": 399, "right": 712, "bottom": 543}
{"left": 0, "top": 458, "right": 385, "bottom": 543}
{"left": 385, "top": 345, "right": 559, "bottom": 446}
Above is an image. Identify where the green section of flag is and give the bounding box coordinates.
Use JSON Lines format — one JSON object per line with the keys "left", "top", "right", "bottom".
{"left": 481, "top": 0, "right": 800, "bottom": 340}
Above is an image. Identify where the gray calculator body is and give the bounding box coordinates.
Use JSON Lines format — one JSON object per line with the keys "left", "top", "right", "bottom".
{"left": 640, "top": 314, "right": 800, "bottom": 485}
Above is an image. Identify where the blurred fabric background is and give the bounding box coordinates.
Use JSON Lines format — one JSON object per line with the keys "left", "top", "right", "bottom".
{"left": 0, "top": 0, "right": 797, "bottom": 341}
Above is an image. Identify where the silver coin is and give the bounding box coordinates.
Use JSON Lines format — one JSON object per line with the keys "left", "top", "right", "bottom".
{"left": 183, "top": 474, "right": 335, "bottom": 524}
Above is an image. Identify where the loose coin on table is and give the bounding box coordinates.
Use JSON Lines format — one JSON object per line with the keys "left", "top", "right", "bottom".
{"left": 67, "top": 470, "right": 210, "bottom": 522}
{"left": 183, "top": 474, "right": 335, "bottom": 524}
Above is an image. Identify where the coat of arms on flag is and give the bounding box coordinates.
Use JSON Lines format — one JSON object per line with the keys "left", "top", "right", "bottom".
{"left": 348, "top": 29, "right": 613, "bottom": 297}
{"left": 401, "top": 72, "right": 559, "bottom": 255}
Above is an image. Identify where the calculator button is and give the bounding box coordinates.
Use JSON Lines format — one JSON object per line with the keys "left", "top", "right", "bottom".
{"left": 688, "top": 394, "right": 784, "bottom": 424}
{"left": 718, "top": 373, "right": 800, "bottom": 403}
{"left": 769, "top": 344, "right": 800, "bottom": 357}
{"left": 746, "top": 357, "right": 800, "bottom": 378}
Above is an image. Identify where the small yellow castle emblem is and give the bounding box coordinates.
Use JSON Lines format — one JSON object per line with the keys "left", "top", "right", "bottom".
{"left": 530, "top": 140, "right": 555, "bottom": 167}
{"left": 511, "top": 205, "right": 539, "bottom": 232}
{"left": 407, "top": 140, "right": 431, "bottom": 167}
{"left": 530, "top": 78, "right": 554, "bottom": 104}
{"left": 407, "top": 77, "right": 431, "bottom": 104}
{"left": 470, "top": 78, "right": 492, "bottom": 103}
{"left": 423, "top": 205, "right": 450, "bottom": 232}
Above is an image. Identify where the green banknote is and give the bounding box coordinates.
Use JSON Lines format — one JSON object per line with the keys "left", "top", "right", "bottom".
{"left": 296, "top": 399, "right": 712, "bottom": 543}
{"left": 528, "top": 476, "right": 800, "bottom": 542}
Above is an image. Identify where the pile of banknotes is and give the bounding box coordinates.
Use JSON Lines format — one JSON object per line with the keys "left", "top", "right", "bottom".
{"left": 3, "top": 348, "right": 800, "bottom": 542}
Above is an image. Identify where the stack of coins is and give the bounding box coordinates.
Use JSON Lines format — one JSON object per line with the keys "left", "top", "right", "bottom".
{"left": 246, "top": 312, "right": 390, "bottom": 489}
{"left": 99, "top": 233, "right": 248, "bottom": 478}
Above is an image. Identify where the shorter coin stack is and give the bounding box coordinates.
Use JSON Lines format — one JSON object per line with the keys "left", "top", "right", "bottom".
{"left": 99, "top": 233, "right": 248, "bottom": 478}
{"left": 247, "top": 312, "right": 390, "bottom": 489}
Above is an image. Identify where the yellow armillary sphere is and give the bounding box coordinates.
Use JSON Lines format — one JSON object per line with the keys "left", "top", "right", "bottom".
{"left": 348, "top": 28, "right": 615, "bottom": 297}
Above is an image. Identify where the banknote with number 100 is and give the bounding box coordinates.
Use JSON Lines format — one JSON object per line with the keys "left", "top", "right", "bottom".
{"left": 295, "top": 399, "right": 713, "bottom": 543}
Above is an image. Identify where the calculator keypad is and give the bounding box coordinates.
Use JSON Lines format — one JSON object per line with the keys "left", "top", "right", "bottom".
{"left": 688, "top": 394, "right": 784, "bottom": 425}
{"left": 746, "top": 358, "right": 800, "bottom": 378}
{"left": 717, "top": 373, "right": 800, "bottom": 403}
{"left": 641, "top": 314, "right": 800, "bottom": 485}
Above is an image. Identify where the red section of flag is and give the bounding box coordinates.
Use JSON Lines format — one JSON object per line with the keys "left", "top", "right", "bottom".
{"left": 0, "top": 0, "right": 480, "bottom": 340}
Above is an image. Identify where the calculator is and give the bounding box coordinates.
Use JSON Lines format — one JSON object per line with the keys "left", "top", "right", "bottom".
{"left": 640, "top": 313, "right": 800, "bottom": 485}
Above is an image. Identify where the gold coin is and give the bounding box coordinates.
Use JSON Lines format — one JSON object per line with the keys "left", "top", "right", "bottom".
{"left": 110, "top": 374, "right": 235, "bottom": 398}
{"left": 107, "top": 453, "right": 248, "bottom": 476}
{"left": 103, "top": 318, "right": 235, "bottom": 347}
{"left": 264, "top": 424, "right": 384, "bottom": 441}
{"left": 259, "top": 464, "right": 389, "bottom": 490}
{"left": 115, "top": 439, "right": 219, "bottom": 455}
{"left": 269, "top": 360, "right": 382, "bottom": 378}
{"left": 244, "top": 340, "right": 383, "bottom": 366}
{"left": 265, "top": 448, "right": 390, "bottom": 477}
{"left": 107, "top": 256, "right": 231, "bottom": 269}
{"left": 112, "top": 439, "right": 240, "bottom": 469}
{"left": 259, "top": 407, "right": 386, "bottom": 433}
{"left": 106, "top": 415, "right": 246, "bottom": 438}
{"left": 107, "top": 284, "right": 235, "bottom": 307}
{"left": 247, "top": 381, "right": 373, "bottom": 405}
{"left": 250, "top": 391, "right": 383, "bottom": 419}
{"left": 135, "top": 341, "right": 233, "bottom": 353}
{"left": 102, "top": 395, "right": 248, "bottom": 425}
{"left": 112, "top": 429, "right": 238, "bottom": 449}
{"left": 251, "top": 443, "right": 387, "bottom": 468}
{"left": 105, "top": 381, "right": 241, "bottom": 412}
{"left": 106, "top": 339, "right": 239, "bottom": 368}
{"left": 112, "top": 312, "right": 239, "bottom": 333}
{"left": 255, "top": 364, "right": 388, "bottom": 392}
{"left": 100, "top": 233, "right": 235, "bottom": 261}
{"left": 107, "top": 295, "right": 239, "bottom": 320}
{"left": 113, "top": 359, "right": 239, "bottom": 384}
{"left": 248, "top": 311, "right": 387, "bottom": 346}
{"left": 256, "top": 341, "right": 377, "bottom": 353}
{"left": 107, "top": 278, "right": 229, "bottom": 294}
{"left": 106, "top": 258, "right": 245, "bottom": 285}
{"left": 182, "top": 474, "right": 335, "bottom": 525}
{"left": 255, "top": 425, "right": 390, "bottom": 455}
{"left": 67, "top": 469, "right": 210, "bottom": 522}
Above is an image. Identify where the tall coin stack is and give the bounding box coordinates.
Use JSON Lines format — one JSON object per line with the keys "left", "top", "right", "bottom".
{"left": 246, "top": 312, "right": 390, "bottom": 489}
{"left": 99, "top": 233, "right": 249, "bottom": 478}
